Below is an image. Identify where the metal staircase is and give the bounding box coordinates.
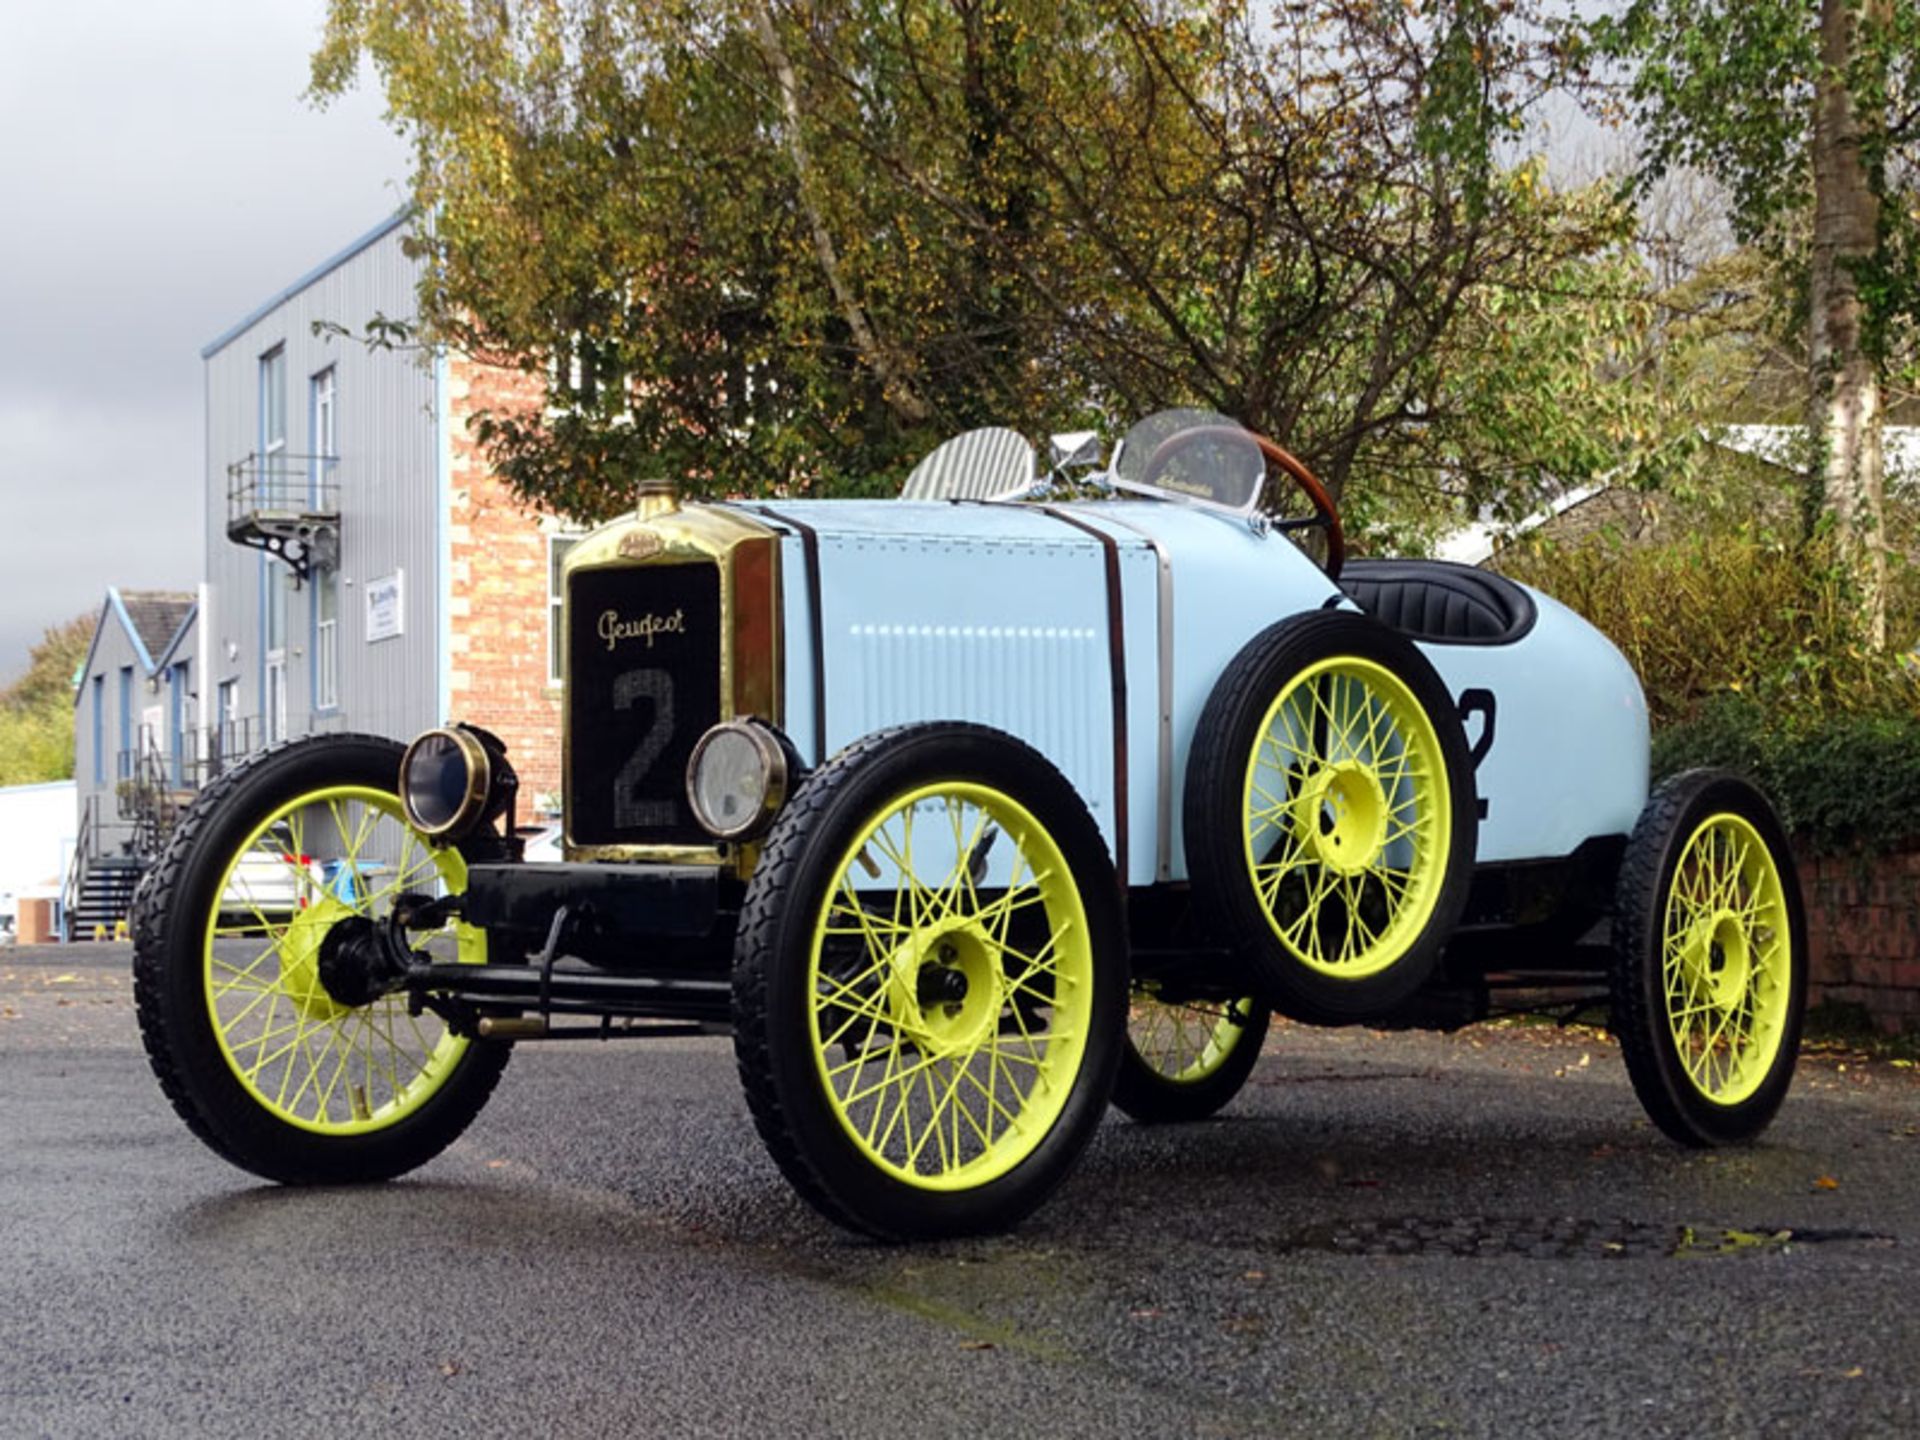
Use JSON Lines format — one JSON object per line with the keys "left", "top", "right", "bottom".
{"left": 60, "top": 797, "right": 147, "bottom": 941}
{"left": 67, "top": 857, "right": 147, "bottom": 941}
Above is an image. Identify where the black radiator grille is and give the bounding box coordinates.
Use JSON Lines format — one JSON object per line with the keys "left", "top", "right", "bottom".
{"left": 566, "top": 563, "right": 721, "bottom": 847}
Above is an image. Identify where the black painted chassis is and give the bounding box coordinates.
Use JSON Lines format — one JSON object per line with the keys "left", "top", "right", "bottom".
{"left": 392, "top": 836, "right": 1630, "bottom": 1042}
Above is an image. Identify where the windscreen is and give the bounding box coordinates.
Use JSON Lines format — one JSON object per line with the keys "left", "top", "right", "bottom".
{"left": 1112, "top": 409, "right": 1265, "bottom": 514}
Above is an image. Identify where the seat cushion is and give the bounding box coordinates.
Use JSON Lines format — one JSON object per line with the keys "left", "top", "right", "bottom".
{"left": 1338, "top": 560, "right": 1535, "bottom": 645}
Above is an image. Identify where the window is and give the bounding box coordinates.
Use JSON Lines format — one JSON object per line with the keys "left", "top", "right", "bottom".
{"left": 91, "top": 675, "right": 104, "bottom": 785}
{"left": 310, "top": 368, "right": 340, "bottom": 711}
{"left": 264, "top": 559, "right": 288, "bottom": 745}
{"left": 550, "top": 334, "right": 618, "bottom": 410}
{"left": 265, "top": 560, "right": 287, "bottom": 652}
{"left": 117, "top": 665, "right": 133, "bottom": 780}
{"left": 260, "top": 347, "right": 286, "bottom": 457}
{"left": 260, "top": 345, "right": 287, "bottom": 517}
{"left": 314, "top": 563, "right": 339, "bottom": 711}
{"left": 168, "top": 663, "right": 189, "bottom": 787}
{"left": 211, "top": 678, "right": 239, "bottom": 777}
{"left": 309, "top": 366, "right": 336, "bottom": 488}
{"left": 549, "top": 534, "right": 583, "bottom": 683}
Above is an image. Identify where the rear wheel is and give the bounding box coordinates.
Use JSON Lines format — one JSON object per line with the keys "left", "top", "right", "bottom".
{"left": 1611, "top": 770, "right": 1805, "bottom": 1145}
{"left": 733, "top": 724, "right": 1125, "bottom": 1240}
{"left": 132, "top": 735, "right": 509, "bottom": 1184}
{"left": 1113, "top": 988, "right": 1269, "bottom": 1123}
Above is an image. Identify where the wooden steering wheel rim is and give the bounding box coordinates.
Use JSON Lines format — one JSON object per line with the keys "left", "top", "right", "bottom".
{"left": 1138, "top": 425, "right": 1346, "bottom": 580}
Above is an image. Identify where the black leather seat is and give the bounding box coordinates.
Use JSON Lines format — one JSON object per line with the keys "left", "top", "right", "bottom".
{"left": 1338, "top": 559, "right": 1535, "bottom": 645}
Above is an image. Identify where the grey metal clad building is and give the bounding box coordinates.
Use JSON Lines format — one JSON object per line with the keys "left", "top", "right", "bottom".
{"left": 67, "top": 211, "right": 578, "bottom": 938}
{"left": 68, "top": 588, "right": 197, "bottom": 934}
{"left": 66, "top": 214, "right": 459, "bottom": 936}
{"left": 199, "top": 210, "right": 442, "bottom": 757}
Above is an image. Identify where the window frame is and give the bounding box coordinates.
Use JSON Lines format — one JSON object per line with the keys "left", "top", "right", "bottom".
{"left": 91, "top": 675, "right": 104, "bottom": 786}
{"left": 548, "top": 532, "right": 585, "bottom": 685}
{"left": 309, "top": 366, "right": 341, "bottom": 713}
{"left": 117, "top": 665, "right": 133, "bottom": 781}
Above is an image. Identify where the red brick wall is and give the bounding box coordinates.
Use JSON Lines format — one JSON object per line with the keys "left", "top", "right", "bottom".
{"left": 1798, "top": 848, "right": 1920, "bottom": 1033}
{"left": 445, "top": 355, "right": 566, "bottom": 815}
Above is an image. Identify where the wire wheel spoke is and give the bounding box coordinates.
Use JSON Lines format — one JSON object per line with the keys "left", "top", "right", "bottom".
{"left": 1127, "top": 994, "right": 1248, "bottom": 1081}
{"left": 1659, "top": 812, "right": 1792, "bottom": 1105}
{"left": 1244, "top": 655, "right": 1448, "bottom": 980}
{"left": 204, "top": 786, "right": 472, "bottom": 1133}
{"left": 809, "top": 783, "right": 1093, "bottom": 1188}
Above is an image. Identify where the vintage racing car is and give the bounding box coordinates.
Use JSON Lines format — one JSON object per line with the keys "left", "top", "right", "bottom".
{"left": 131, "top": 410, "right": 1807, "bottom": 1239}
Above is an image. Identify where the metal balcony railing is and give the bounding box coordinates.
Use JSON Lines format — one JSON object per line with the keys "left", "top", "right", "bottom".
{"left": 226, "top": 454, "right": 340, "bottom": 579}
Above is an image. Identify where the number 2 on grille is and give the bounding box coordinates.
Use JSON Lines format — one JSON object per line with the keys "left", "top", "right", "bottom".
{"left": 612, "top": 668, "right": 676, "bottom": 828}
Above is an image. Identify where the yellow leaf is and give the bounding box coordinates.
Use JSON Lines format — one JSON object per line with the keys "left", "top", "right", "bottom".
{"left": 1813, "top": 1175, "right": 1841, "bottom": 1191}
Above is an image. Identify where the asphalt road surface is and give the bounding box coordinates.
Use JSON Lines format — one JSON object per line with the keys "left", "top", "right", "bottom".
{"left": 4, "top": 942, "right": 1917, "bottom": 1438}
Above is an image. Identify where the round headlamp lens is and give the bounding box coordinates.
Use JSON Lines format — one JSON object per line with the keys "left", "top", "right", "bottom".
{"left": 400, "top": 729, "right": 485, "bottom": 836}
{"left": 687, "top": 722, "right": 788, "bottom": 841}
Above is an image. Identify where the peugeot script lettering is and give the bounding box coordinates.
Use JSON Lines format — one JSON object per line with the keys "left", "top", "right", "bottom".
{"left": 599, "top": 607, "right": 687, "bottom": 652}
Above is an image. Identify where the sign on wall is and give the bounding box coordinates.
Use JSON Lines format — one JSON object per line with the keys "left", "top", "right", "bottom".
{"left": 366, "top": 570, "right": 404, "bottom": 643}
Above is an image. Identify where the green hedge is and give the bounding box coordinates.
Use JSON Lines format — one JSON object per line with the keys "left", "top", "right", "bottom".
{"left": 1653, "top": 694, "right": 1920, "bottom": 856}
{"left": 1497, "top": 516, "right": 1920, "bottom": 857}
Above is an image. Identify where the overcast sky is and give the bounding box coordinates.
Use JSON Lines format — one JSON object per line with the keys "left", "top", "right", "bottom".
{"left": 0, "top": 1, "right": 409, "bottom": 684}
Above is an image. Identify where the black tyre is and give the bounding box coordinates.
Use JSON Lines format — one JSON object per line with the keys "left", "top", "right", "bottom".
{"left": 1112, "top": 988, "right": 1270, "bottom": 1123}
{"left": 733, "top": 723, "right": 1126, "bottom": 1240}
{"left": 1185, "top": 611, "right": 1476, "bottom": 1024}
{"left": 132, "top": 735, "right": 510, "bottom": 1184}
{"left": 1611, "top": 770, "right": 1806, "bottom": 1146}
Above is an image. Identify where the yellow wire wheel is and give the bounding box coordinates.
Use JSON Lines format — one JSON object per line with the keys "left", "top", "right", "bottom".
{"left": 1612, "top": 770, "right": 1806, "bottom": 1146}
{"left": 1186, "top": 613, "right": 1476, "bottom": 1025}
{"left": 200, "top": 785, "right": 477, "bottom": 1135}
{"left": 1113, "top": 986, "right": 1270, "bottom": 1124}
{"left": 734, "top": 724, "right": 1124, "bottom": 1240}
{"left": 131, "top": 735, "right": 511, "bottom": 1184}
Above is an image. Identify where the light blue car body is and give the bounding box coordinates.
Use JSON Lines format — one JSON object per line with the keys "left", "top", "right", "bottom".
{"left": 748, "top": 497, "right": 1650, "bottom": 888}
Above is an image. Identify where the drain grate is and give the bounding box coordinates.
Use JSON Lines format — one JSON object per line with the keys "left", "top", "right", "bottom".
{"left": 1269, "top": 1215, "right": 1894, "bottom": 1260}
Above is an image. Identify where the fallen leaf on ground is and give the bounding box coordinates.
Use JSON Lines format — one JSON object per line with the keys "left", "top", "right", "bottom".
{"left": 958, "top": 1340, "right": 995, "bottom": 1351}
{"left": 1813, "top": 1175, "right": 1841, "bottom": 1191}
{"left": 1844, "top": 1366, "right": 1865, "bottom": 1379}
{"left": 439, "top": 1360, "right": 463, "bottom": 1379}
{"left": 1128, "top": 1308, "right": 1163, "bottom": 1319}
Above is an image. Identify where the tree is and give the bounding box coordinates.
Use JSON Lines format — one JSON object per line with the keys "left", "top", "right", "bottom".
{"left": 315, "top": 0, "right": 1688, "bottom": 542}
{"left": 1591, "top": 0, "right": 1920, "bottom": 647}
{"left": 0, "top": 615, "right": 91, "bottom": 786}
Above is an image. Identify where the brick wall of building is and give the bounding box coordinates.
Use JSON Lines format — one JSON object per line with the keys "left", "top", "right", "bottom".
{"left": 1799, "top": 848, "right": 1920, "bottom": 1034}
{"left": 445, "top": 355, "right": 567, "bottom": 814}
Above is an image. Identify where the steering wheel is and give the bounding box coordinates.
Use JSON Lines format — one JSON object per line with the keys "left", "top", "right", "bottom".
{"left": 1140, "top": 425, "right": 1346, "bottom": 581}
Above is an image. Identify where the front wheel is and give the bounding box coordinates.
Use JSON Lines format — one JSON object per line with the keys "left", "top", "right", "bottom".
{"left": 733, "top": 724, "right": 1126, "bottom": 1240}
{"left": 132, "top": 735, "right": 510, "bottom": 1184}
{"left": 1611, "top": 770, "right": 1806, "bottom": 1146}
